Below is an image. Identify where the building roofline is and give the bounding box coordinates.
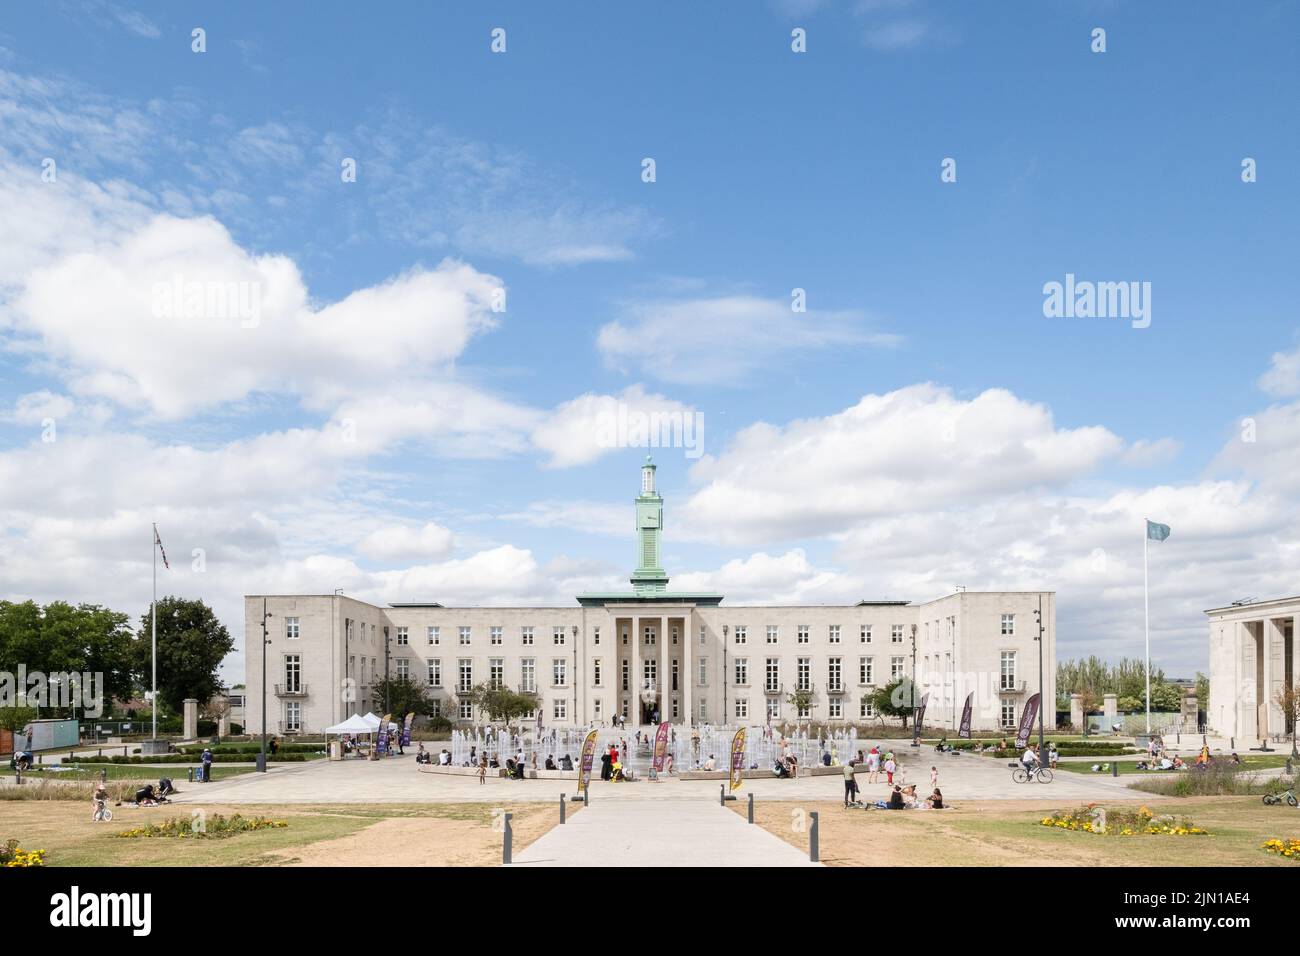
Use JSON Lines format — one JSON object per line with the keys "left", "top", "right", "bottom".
{"left": 1205, "top": 595, "right": 1300, "bottom": 614}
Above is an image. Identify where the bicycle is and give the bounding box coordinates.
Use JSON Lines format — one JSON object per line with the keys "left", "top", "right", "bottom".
{"left": 92, "top": 799, "right": 113, "bottom": 823}
{"left": 1011, "top": 765, "right": 1053, "bottom": 784}
{"left": 1262, "top": 788, "right": 1298, "bottom": 807}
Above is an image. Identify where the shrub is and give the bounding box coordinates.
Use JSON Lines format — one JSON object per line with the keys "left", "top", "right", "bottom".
{"left": 1, "top": 838, "right": 46, "bottom": 866}
{"left": 1040, "top": 804, "right": 1208, "bottom": 836}
{"left": 1262, "top": 839, "right": 1300, "bottom": 860}
{"left": 1131, "top": 764, "right": 1285, "bottom": 797}
{"left": 0, "top": 779, "right": 137, "bottom": 802}
{"left": 115, "top": 813, "right": 287, "bottom": 840}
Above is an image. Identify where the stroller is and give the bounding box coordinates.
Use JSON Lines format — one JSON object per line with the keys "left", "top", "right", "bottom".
{"left": 10, "top": 750, "right": 33, "bottom": 772}
{"left": 610, "top": 762, "right": 627, "bottom": 782}
{"left": 773, "top": 759, "right": 791, "bottom": 779}
{"left": 505, "top": 758, "right": 525, "bottom": 780}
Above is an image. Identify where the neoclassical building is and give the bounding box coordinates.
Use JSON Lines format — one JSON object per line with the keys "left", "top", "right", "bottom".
{"left": 244, "top": 458, "right": 1056, "bottom": 735}
{"left": 1206, "top": 596, "right": 1299, "bottom": 741}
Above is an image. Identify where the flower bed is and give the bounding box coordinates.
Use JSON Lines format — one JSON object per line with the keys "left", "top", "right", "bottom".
{"left": 1262, "top": 838, "right": 1300, "bottom": 860}
{"left": 1, "top": 838, "right": 47, "bottom": 866}
{"left": 115, "top": 813, "right": 288, "bottom": 840}
{"left": 1040, "top": 804, "right": 1208, "bottom": 836}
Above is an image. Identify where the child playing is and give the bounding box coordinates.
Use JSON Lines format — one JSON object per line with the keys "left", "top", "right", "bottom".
{"left": 478, "top": 754, "right": 487, "bottom": 785}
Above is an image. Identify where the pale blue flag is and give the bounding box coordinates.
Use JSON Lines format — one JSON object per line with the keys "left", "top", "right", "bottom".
{"left": 1146, "top": 520, "right": 1170, "bottom": 542}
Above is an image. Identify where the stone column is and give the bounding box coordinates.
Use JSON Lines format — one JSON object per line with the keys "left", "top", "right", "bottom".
{"left": 183, "top": 698, "right": 199, "bottom": 740}
{"left": 1102, "top": 693, "right": 1118, "bottom": 729}
{"left": 1069, "top": 693, "right": 1083, "bottom": 731}
{"left": 631, "top": 615, "right": 642, "bottom": 727}
{"left": 1262, "top": 619, "right": 1274, "bottom": 739}
{"left": 683, "top": 614, "right": 694, "bottom": 727}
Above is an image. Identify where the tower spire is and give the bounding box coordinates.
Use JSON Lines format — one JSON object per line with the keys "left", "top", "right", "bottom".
{"left": 631, "top": 456, "right": 668, "bottom": 594}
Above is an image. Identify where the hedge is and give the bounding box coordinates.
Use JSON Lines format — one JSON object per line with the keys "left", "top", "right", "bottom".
{"left": 62, "top": 753, "right": 317, "bottom": 765}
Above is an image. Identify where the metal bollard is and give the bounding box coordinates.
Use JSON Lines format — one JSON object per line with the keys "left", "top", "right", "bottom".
{"left": 748, "top": 792, "right": 755, "bottom": 824}
{"left": 1112, "top": 761, "right": 1119, "bottom": 777}
{"left": 720, "top": 783, "right": 726, "bottom": 806}
{"left": 502, "top": 812, "right": 513, "bottom": 865}
{"left": 560, "top": 793, "right": 566, "bottom": 824}
{"left": 809, "top": 811, "right": 820, "bottom": 863}
{"left": 1230, "top": 737, "right": 1235, "bottom": 750}
{"left": 583, "top": 786, "right": 589, "bottom": 806}
{"left": 187, "top": 767, "right": 194, "bottom": 783}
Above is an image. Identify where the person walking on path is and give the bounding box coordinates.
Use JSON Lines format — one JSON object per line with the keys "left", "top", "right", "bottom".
{"left": 930, "top": 765, "right": 939, "bottom": 790}
{"left": 883, "top": 755, "right": 897, "bottom": 786}
{"left": 867, "top": 747, "right": 880, "bottom": 784}
{"left": 478, "top": 754, "right": 488, "bottom": 785}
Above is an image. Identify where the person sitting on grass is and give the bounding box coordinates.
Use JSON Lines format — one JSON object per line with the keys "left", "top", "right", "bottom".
{"left": 927, "top": 788, "right": 944, "bottom": 809}
{"left": 887, "top": 786, "right": 906, "bottom": 810}
{"left": 134, "top": 783, "right": 161, "bottom": 806}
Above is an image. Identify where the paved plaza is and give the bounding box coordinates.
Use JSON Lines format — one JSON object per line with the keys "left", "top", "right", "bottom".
{"left": 167, "top": 747, "right": 1143, "bottom": 806}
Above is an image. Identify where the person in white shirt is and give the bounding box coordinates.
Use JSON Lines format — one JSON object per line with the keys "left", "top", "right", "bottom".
{"left": 703, "top": 754, "right": 717, "bottom": 771}
{"left": 1021, "top": 747, "right": 1039, "bottom": 777}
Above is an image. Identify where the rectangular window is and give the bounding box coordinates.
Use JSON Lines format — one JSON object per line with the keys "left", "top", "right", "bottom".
{"left": 1001, "top": 697, "right": 1016, "bottom": 728}
{"left": 698, "top": 700, "right": 707, "bottom": 720}
{"left": 735, "top": 698, "right": 748, "bottom": 719}
{"left": 458, "top": 659, "right": 473, "bottom": 692}
{"left": 734, "top": 658, "right": 748, "bottom": 686}
{"left": 593, "top": 658, "right": 602, "bottom": 687}
{"left": 554, "top": 626, "right": 567, "bottom": 646}
{"left": 395, "top": 658, "right": 409, "bottom": 680}
{"left": 765, "top": 658, "right": 780, "bottom": 692}
{"left": 797, "top": 657, "right": 810, "bottom": 691}
{"left": 766, "top": 625, "right": 779, "bottom": 644}
{"left": 427, "top": 626, "right": 439, "bottom": 645}
{"left": 699, "top": 628, "right": 706, "bottom": 646}
{"left": 284, "top": 701, "right": 301, "bottom": 732}
{"left": 285, "top": 617, "right": 300, "bottom": 639}
{"left": 859, "top": 657, "right": 874, "bottom": 685}
{"left": 860, "top": 624, "right": 871, "bottom": 643}
{"left": 829, "top": 625, "right": 841, "bottom": 644}
{"left": 672, "top": 697, "right": 679, "bottom": 719}
{"left": 395, "top": 626, "right": 408, "bottom": 645}
{"left": 698, "top": 657, "right": 708, "bottom": 686}
{"left": 553, "top": 658, "right": 567, "bottom": 687}
{"left": 594, "top": 698, "right": 603, "bottom": 719}
{"left": 427, "top": 659, "right": 442, "bottom": 687}
{"left": 521, "top": 626, "right": 534, "bottom": 645}
{"left": 797, "top": 625, "right": 810, "bottom": 644}
{"left": 828, "top": 657, "right": 842, "bottom": 691}
{"left": 593, "top": 626, "right": 600, "bottom": 645}
{"left": 553, "top": 698, "right": 567, "bottom": 720}
{"left": 622, "top": 627, "right": 629, "bottom": 646}
{"left": 643, "top": 625, "right": 655, "bottom": 646}
{"left": 891, "top": 625, "right": 904, "bottom": 643}
{"left": 622, "top": 659, "right": 629, "bottom": 691}
{"left": 489, "top": 658, "right": 503, "bottom": 689}
{"left": 828, "top": 698, "right": 842, "bottom": 719}
{"left": 1000, "top": 651, "right": 1017, "bottom": 691}
{"left": 1001, "top": 614, "right": 1015, "bottom": 635}
{"left": 671, "top": 658, "right": 679, "bottom": 691}
{"left": 890, "top": 656, "right": 905, "bottom": 680}
{"left": 459, "top": 699, "right": 472, "bottom": 720}
{"left": 521, "top": 658, "right": 536, "bottom": 693}
{"left": 671, "top": 626, "right": 678, "bottom": 645}
{"left": 283, "top": 655, "right": 301, "bottom": 693}
{"left": 767, "top": 697, "right": 780, "bottom": 721}
{"left": 459, "top": 626, "right": 471, "bottom": 646}
{"left": 643, "top": 658, "right": 657, "bottom": 687}
{"left": 860, "top": 696, "right": 876, "bottom": 719}
{"left": 797, "top": 700, "right": 810, "bottom": 719}
{"left": 490, "top": 626, "right": 502, "bottom": 645}
{"left": 734, "top": 625, "right": 747, "bottom": 645}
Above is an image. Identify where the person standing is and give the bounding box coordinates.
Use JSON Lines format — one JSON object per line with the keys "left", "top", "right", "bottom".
{"left": 867, "top": 747, "right": 880, "bottom": 784}
{"left": 478, "top": 753, "right": 488, "bottom": 785}
{"left": 600, "top": 746, "right": 613, "bottom": 781}
{"left": 842, "top": 760, "right": 858, "bottom": 807}
{"left": 201, "top": 746, "right": 213, "bottom": 783}
{"left": 883, "top": 754, "right": 896, "bottom": 786}
{"left": 930, "top": 765, "right": 939, "bottom": 790}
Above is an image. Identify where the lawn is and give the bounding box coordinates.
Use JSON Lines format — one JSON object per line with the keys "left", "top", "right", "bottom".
{"left": 0, "top": 801, "right": 569, "bottom": 867}
{"left": 1054, "top": 755, "right": 1292, "bottom": 776}
{"left": 2, "top": 764, "right": 257, "bottom": 783}
{"left": 734, "top": 796, "right": 1300, "bottom": 866}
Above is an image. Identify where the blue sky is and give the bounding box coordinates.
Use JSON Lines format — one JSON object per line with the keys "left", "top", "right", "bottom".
{"left": 1, "top": 1, "right": 1298, "bottom": 680}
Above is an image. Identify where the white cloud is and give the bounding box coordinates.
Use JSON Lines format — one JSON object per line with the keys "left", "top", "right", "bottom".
{"left": 1259, "top": 342, "right": 1300, "bottom": 397}
{"left": 357, "top": 522, "right": 455, "bottom": 562}
{"left": 530, "top": 385, "right": 702, "bottom": 468}
{"left": 680, "top": 384, "right": 1125, "bottom": 543}
{"left": 4, "top": 390, "right": 75, "bottom": 424}
{"left": 597, "top": 294, "right": 898, "bottom": 386}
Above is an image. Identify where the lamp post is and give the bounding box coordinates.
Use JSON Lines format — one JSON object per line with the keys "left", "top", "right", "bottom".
{"left": 722, "top": 625, "right": 729, "bottom": 726}
{"left": 258, "top": 599, "right": 272, "bottom": 773}
{"left": 910, "top": 623, "right": 918, "bottom": 746}
{"left": 1034, "top": 597, "right": 1047, "bottom": 767}
{"left": 382, "top": 626, "right": 390, "bottom": 714}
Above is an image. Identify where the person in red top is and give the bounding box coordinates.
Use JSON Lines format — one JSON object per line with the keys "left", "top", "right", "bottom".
{"left": 610, "top": 745, "right": 619, "bottom": 765}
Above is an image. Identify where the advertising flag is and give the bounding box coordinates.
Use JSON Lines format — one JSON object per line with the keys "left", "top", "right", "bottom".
{"left": 958, "top": 692, "right": 974, "bottom": 739}
{"left": 652, "top": 721, "right": 670, "bottom": 772}
{"left": 577, "top": 728, "right": 599, "bottom": 793}
{"left": 1015, "top": 693, "right": 1041, "bottom": 750}
{"left": 911, "top": 692, "right": 929, "bottom": 746}
{"left": 729, "top": 727, "right": 747, "bottom": 792}
{"left": 400, "top": 712, "right": 414, "bottom": 748}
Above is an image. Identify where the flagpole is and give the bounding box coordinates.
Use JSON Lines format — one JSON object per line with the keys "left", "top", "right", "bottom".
{"left": 1143, "top": 519, "right": 1150, "bottom": 735}
{"left": 152, "top": 522, "right": 158, "bottom": 742}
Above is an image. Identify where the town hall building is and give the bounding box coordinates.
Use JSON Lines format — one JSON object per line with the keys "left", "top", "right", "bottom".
{"left": 244, "top": 458, "right": 1056, "bottom": 735}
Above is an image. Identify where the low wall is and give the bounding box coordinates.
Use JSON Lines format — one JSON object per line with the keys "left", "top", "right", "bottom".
{"left": 418, "top": 765, "right": 578, "bottom": 780}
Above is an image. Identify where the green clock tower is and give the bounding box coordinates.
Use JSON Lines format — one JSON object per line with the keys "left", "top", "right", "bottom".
{"left": 631, "top": 455, "right": 669, "bottom": 595}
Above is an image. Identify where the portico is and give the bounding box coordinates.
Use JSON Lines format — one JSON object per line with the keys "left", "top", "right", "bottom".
{"left": 1207, "top": 597, "right": 1300, "bottom": 741}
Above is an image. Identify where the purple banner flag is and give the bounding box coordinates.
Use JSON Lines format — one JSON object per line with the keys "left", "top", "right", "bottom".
{"left": 1015, "top": 693, "right": 1041, "bottom": 750}
{"left": 911, "top": 692, "right": 929, "bottom": 746}
{"left": 652, "top": 721, "right": 670, "bottom": 772}
{"left": 400, "top": 712, "right": 413, "bottom": 748}
{"left": 577, "top": 729, "right": 599, "bottom": 793}
{"left": 958, "top": 693, "right": 974, "bottom": 739}
{"left": 729, "top": 728, "right": 747, "bottom": 792}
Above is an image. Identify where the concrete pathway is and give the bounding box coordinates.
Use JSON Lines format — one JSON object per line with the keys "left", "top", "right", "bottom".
{"left": 511, "top": 794, "right": 820, "bottom": 867}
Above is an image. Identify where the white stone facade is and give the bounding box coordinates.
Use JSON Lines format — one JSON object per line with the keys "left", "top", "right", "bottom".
{"left": 244, "top": 590, "right": 1056, "bottom": 736}
{"left": 1206, "top": 596, "right": 1300, "bottom": 741}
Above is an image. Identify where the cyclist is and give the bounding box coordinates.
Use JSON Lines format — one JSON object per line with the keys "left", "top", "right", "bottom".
{"left": 1020, "top": 745, "right": 1040, "bottom": 780}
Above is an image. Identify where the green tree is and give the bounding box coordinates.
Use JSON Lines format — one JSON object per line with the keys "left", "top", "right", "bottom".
{"left": 133, "top": 597, "right": 232, "bottom": 714}
{"left": 370, "top": 676, "right": 433, "bottom": 718}
{"left": 1195, "top": 672, "right": 1209, "bottom": 710}
{"left": 786, "top": 687, "right": 813, "bottom": 725}
{"left": 0, "top": 705, "right": 38, "bottom": 735}
{"left": 464, "top": 682, "right": 539, "bottom": 727}
{"left": 0, "top": 601, "right": 134, "bottom": 713}
{"left": 872, "top": 678, "right": 916, "bottom": 729}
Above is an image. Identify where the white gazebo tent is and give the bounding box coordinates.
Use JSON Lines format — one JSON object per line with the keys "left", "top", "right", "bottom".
{"left": 324, "top": 714, "right": 379, "bottom": 759}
